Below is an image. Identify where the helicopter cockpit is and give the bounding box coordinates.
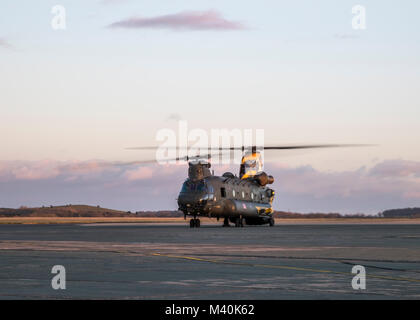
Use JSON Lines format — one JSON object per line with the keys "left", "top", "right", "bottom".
{"left": 179, "top": 180, "right": 214, "bottom": 201}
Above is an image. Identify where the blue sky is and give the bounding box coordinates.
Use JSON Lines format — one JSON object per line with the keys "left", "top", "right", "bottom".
{"left": 1, "top": 1, "right": 419, "bottom": 213}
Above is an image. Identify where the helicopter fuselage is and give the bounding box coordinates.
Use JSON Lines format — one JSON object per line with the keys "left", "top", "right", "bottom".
{"left": 177, "top": 168, "right": 275, "bottom": 226}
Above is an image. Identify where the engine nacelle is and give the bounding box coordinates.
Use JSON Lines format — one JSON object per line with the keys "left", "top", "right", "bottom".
{"left": 253, "top": 172, "right": 274, "bottom": 186}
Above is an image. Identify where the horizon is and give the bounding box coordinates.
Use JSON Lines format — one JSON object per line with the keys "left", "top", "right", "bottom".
{"left": 2, "top": 203, "right": 419, "bottom": 217}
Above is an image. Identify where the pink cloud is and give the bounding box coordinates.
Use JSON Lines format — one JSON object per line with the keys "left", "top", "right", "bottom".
{"left": 10, "top": 160, "right": 60, "bottom": 181}
{"left": 369, "top": 159, "right": 420, "bottom": 178}
{"left": 0, "top": 160, "right": 119, "bottom": 182}
{"left": 267, "top": 160, "right": 420, "bottom": 199}
{"left": 403, "top": 191, "right": 420, "bottom": 199}
{"left": 59, "top": 160, "right": 116, "bottom": 174}
{"left": 108, "top": 10, "right": 246, "bottom": 31}
{"left": 124, "top": 167, "right": 154, "bottom": 181}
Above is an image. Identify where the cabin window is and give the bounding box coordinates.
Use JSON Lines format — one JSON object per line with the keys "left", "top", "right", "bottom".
{"left": 207, "top": 184, "right": 214, "bottom": 200}
{"left": 242, "top": 191, "right": 245, "bottom": 198}
{"left": 221, "top": 188, "right": 226, "bottom": 198}
{"left": 232, "top": 190, "right": 236, "bottom": 197}
{"left": 207, "top": 184, "right": 214, "bottom": 194}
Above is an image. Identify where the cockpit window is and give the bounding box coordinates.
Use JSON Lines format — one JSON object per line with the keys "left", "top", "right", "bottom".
{"left": 180, "top": 181, "right": 207, "bottom": 193}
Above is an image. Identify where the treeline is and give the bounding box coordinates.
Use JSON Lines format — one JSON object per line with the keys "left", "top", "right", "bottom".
{"left": 381, "top": 208, "right": 420, "bottom": 218}
{"left": 1, "top": 205, "right": 419, "bottom": 218}
{"left": 0, "top": 205, "right": 183, "bottom": 218}
{"left": 0, "top": 205, "right": 132, "bottom": 217}
{"left": 272, "top": 211, "right": 371, "bottom": 219}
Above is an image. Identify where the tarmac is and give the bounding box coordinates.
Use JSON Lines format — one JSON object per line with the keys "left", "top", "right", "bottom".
{"left": 0, "top": 222, "right": 419, "bottom": 299}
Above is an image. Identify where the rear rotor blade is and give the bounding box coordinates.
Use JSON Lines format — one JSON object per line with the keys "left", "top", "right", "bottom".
{"left": 126, "top": 144, "right": 373, "bottom": 151}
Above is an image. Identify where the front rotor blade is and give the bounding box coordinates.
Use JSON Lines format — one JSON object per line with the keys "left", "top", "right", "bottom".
{"left": 58, "top": 151, "right": 232, "bottom": 171}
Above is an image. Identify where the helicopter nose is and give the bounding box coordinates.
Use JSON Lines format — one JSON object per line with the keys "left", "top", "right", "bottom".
{"left": 178, "top": 194, "right": 207, "bottom": 205}
{"left": 178, "top": 193, "right": 208, "bottom": 211}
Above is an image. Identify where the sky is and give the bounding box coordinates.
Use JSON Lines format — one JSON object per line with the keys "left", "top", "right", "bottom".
{"left": 0, "top": 0, "right": 419, "bottom": 213}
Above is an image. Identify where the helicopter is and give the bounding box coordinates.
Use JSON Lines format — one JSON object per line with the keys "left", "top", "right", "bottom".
{"left": 126, "top": 144, "right": 365, "bottom": 228}
{"left": 178, "top": 150, "right": 274, "bottom": 228}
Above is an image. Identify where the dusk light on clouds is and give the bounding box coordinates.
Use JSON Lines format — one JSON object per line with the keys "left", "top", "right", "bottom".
{"left": 108, "top": 10, "right": 246, "bottom": 31}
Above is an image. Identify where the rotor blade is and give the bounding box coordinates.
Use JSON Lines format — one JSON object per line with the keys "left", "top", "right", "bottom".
{"left": 58, "top": 151, "right": 231, "bottom": 171}
{"left": 57, "top": 159, "right": 163, "bottom": 170}
{"left": 262, "top": 144, "right": 374, "bottom": 150}
{"left": 126, "top": 144, "right": 373, "bottom": 151}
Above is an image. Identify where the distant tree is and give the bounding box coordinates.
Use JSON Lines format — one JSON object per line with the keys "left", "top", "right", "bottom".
{"left": 382, "top": 208, "right": 420, "bottom": 218}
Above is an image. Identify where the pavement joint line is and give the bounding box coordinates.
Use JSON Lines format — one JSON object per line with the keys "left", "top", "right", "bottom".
{"left": 151, "top": 253, "right": 420, "bottom": 284}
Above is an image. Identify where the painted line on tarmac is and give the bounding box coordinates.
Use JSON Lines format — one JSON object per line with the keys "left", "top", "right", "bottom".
{"left": 152, "top": 253, "right": 420, "bottom": 284}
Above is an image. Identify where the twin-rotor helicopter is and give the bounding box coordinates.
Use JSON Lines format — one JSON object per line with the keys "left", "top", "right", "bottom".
{"left": 124, "top": 144, "right": 364, "bottom": 228}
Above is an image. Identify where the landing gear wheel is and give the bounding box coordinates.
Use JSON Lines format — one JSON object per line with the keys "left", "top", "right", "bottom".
{"left": 223, "top": 218, "right": 230, "bottom": 227}
{"left": 269, "top": 217, "right": 275, "bottom": 227}
{"left": 190, "top": 218, "right": 201, "bottom": 228}
{"left": 235, "top": 217, "right": 244, "bottom": 228}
